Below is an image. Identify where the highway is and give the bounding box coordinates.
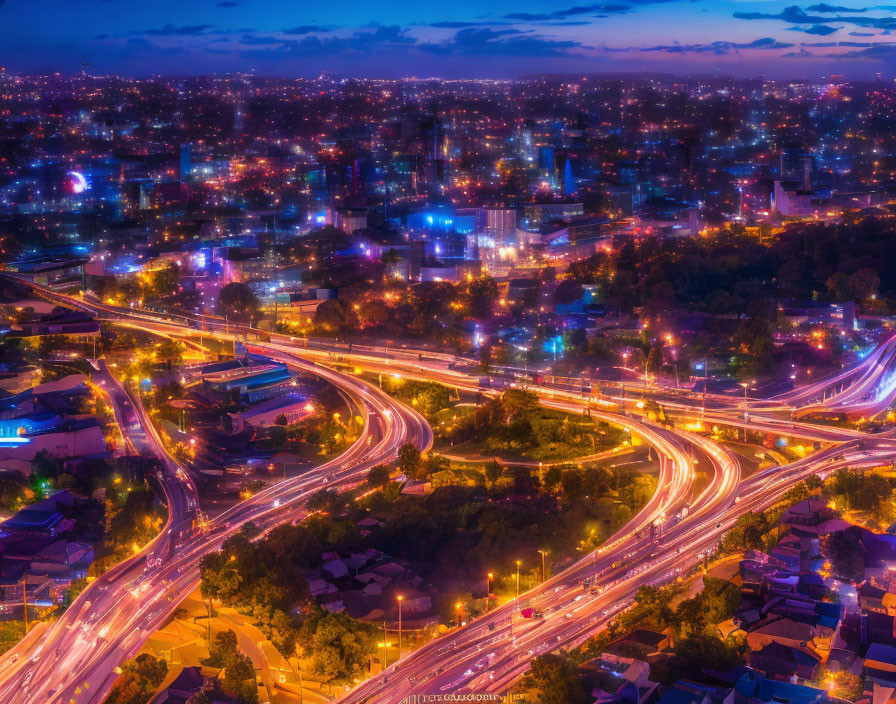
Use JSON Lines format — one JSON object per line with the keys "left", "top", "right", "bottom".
{"left": 6, "top": 276, "right": 896, "bottom": 703}
{"left": 0, "top": 319, "right": 432, "bottom": 703}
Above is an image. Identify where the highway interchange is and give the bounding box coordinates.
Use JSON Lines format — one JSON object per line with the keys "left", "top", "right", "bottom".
{"left": 3, "top": 276, "right": 896, "bottom": 703}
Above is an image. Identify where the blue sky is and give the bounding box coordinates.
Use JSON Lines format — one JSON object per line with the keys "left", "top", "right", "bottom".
{"left": 2, "top": 0, "right": 895, "bottom": 77}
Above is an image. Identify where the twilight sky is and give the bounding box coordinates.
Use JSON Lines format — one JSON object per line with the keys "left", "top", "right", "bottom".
{"left": 2, "top": 0, "right": 896, "bottom": 78}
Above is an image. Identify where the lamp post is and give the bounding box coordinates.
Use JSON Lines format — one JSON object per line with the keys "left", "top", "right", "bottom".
{"left": 515, "top": 560, "right": 522, "bottom": 599}
{"left": 621, "top": 352, "right": 629, "bottom": 410}
{"left": 538, "top": 550, "right": 549, "bottom": 582}
{"left": 396, "top": 595, "right": 403, "bottom": 660}
{"left": 455, "top": 602, "right": 463, "bottom": 628}
{"left": 696, "top": 358, "right": 707, "bottom": 414}
{"left": 486, "top": 572, "right": 493, "bottom": 610}
{"left": 739, "top": 381, "right": 750, "bottom": 442}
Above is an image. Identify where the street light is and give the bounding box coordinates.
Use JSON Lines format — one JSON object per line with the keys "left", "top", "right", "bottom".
{"left": 739, "top": 381, "right": 751, "bottom": 442}
{"left": 396, "top": 595, "right": 403, "bottom": 660}
{"left": 515, "top": 560, "right": 522, "bottom": 599}
{"left": 621, "top": 352, "right": 629, "bottom": 408}
{"left": 455, "top": 601, "right": 463, "bottom": 628}
{"left": 538, "top": 550, "right": 549, "bottom": 582}
{"left": 486, "top": 573, "right": 493, "bottom": 610}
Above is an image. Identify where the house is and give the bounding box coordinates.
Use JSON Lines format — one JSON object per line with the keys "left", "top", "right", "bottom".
{"left": 781, "top": 498, "right": 839, "bottom": 536}
{"left": 748, "top": 641, "right": 821, "bottom": 681}
{"left": 858, "top": 581, "right": 890, "bottom": 615}
{"left": 734, "top": 671, "right": 830, "bottom": 704}
{"left": 225, "top": 394, "right": 312, "bottom": 433}
{"left": 769, "top": 533, "right": 819, "bottom": 574}
{"left": 657, "top": 680, "right": 734, "bottom": 704}
{"left": 864, "top": 642, "right": 896, "bottom": 688}
{"left": 0, "top": 418, "right": 106, "bottom": 462}
{"left": 605, "top": 630, "right": 670, "bottom": 658}
{"left": 148, "top": 665, "right": 240, "bottom": 704}
{"left": 760, "top": 595, "right": 842, "bottom": 636}
{"left": 746, "top": 615, "right": 818, "bottom": 652}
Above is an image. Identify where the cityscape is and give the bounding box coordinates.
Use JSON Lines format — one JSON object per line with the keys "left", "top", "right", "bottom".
{"left": 7, "top": 2, "right": 896, "bottom": 704}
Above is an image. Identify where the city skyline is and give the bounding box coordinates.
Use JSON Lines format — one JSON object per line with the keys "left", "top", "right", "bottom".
{"left": 4, "top": 0, "right": 896, "bottom": 79}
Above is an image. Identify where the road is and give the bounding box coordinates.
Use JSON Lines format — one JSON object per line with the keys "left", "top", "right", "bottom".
{"left": 7, "top": 276, "right": 896, "bottom": 703}
{"left": 0, "top": 324, "right": 431, "bottom": 703}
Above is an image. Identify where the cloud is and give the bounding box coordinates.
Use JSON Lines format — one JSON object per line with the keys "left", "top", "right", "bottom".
{"left": 240, "top": 35, "right": 283, "bottom": 45}
{"left": 805, "top": 3, "right": 867, "bottom": 11}
{"left": 137, "top": 24, "right": 213, "bottom": 36}
{"left": 849, "top": 31, "right": 875, "bottom": 36}
{"left": 243, "top": 24, "right": 417, "bottom": 58}
{"left": 835, "top": 42, "right": 896, "bottom": 56}
{"left": 803, "top": 40, "right": 877, "bottom": 46}
{"left": 789, "top": 24, "right": 839, "bottom": 34}
{"left": 782, "top": 48, "right": 815, "bottom": 57}
{"left": 283, "top": 25, "right": 331, "bottom": 35}
{"left": 428, "top": 21, "right": 508, "bottom": 28}
{"left": 734, "top": 7, "right": 828, "bottom": 23}
{"left": 633, "top": 37, "right": 794, "bottom": 54}
{"left": 503, "top": 4, "right": 633, "bottom": 22}
{"left": 420, "top": 27, "right": 588, "bottom": 56}
{"left": 734, "top": 5, "right": 896, "bottom": 31}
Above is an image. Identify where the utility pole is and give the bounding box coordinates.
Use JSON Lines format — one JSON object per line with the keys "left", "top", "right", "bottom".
{"left": 22, "top": 578, "right": 28, "bottom": 634}
{"left": 396, "top": 595, "right": 403, "bottom": 661}
{"left": 486, "top": 573, "right": 493, "bottom": 610}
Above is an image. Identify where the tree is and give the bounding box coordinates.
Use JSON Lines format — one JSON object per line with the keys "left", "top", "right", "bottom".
{"left": 500, "top": 389, "right": 540, "bottom": 419}
{"left": 412, "top": 383, "right": 450, "bottom": 418}
{"left": 522, "top": 653, "right": 590, "bottom": 704}
{"left": 264, "top": 523, "right": 322, "bottom": 568}
{"left": 301, "top": 610, "right": 378, "bottom": 685}
{"left": 466, "top": 276, "right": 499, "bottom": 318}
{"left": 156, "top": 338, "right": 184, "bottom": 367}
{"left": 733, "top": 316, "right": 774, "bottom": 374}
{"left": 105, "top": 653, "right": 169, "bottom": 704}
{"left": 722, "top": 512, "right": 770, "bottom": 553}
{"left": 397, "top": 443, "right": 423, "bottom": 480}
{"left": 275, "top": 413, "right": 288, "bottom": 426}
{"left": 267, "top": 425, "right": 287, "bottom": 448}
{"left": 313, "top": 298, "right": 358, "bottom": 337}
{"left": 822, "top": 530, "right": 865, "bottom": 582}
{"left": 203, "top": 630, "right": 259, "bottom": 703}
{"left": 219, "top": 282, "right": 260, "bottom": 324}
{"left": 805, "top": 475, "right": 823, "bottom": 492}
{"left": 553, "top": 279, "right": 584, "bottom": 306}
{"left": 367, "top": 464, "right": 391, "bottom": 488}
{"left": 141, "top": 262, "right": 181, "bottom": 303}
{"left": 543, "top": 465, "right": 563, "bottom": 490}
{"left": 485, "top": 460, "right": 502, "bottom": 487}
{"left": 663, "top": 635, "right": 742, "bottom": 684}
{"left": 848, "top": 268, "right": 880, "bottom": 301}
{"left": 815, "top": 668, "right": 864, "bottom": 701}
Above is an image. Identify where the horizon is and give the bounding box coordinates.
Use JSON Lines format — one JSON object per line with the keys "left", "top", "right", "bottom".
{"left": 3, "top": 0, "right": 896, "bottom": 79}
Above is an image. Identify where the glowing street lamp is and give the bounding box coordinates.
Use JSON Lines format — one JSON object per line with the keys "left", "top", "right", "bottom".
{"left": 396, "top": 595, "right": 404, "bottom": 660}
{"left": 515, "top": 560, "right": 522, "bottom": 599}
{"left": 486, "top": 572, "right": 493, "bottom": 608}
{"left": 538, "top": 550, "right": 549, "bottom": 582}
